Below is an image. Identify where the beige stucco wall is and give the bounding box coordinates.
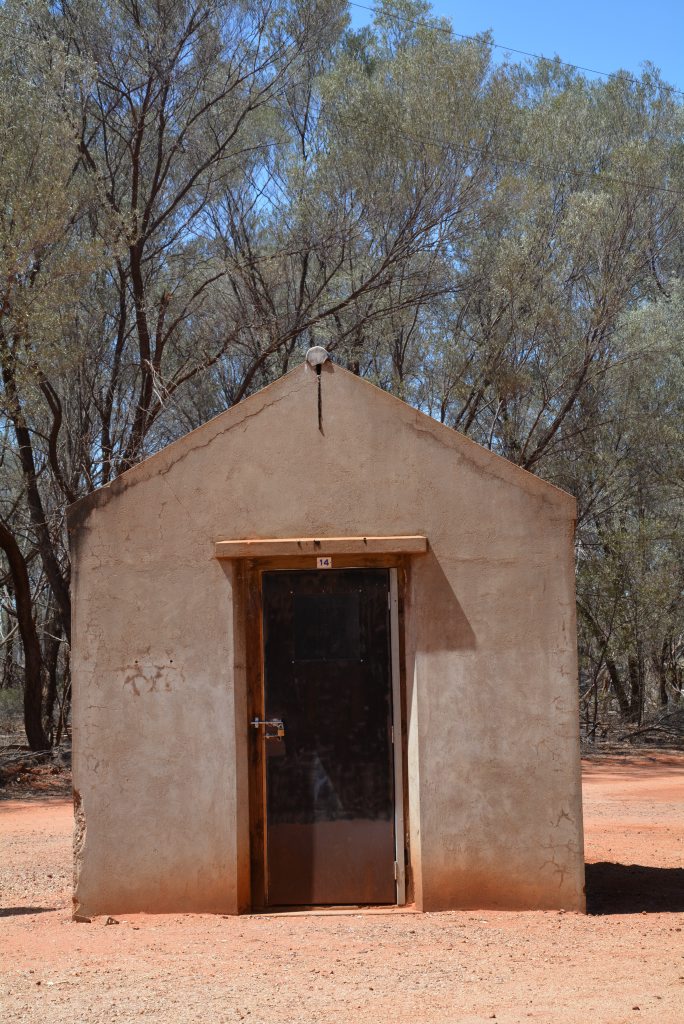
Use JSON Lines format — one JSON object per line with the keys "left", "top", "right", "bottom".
{"left": 69, "top": 361, "right": 584, "bottom": 916}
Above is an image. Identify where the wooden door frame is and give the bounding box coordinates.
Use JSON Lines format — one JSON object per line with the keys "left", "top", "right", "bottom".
{"left": 242, "top": 554, "right": 411, "bottom": 910}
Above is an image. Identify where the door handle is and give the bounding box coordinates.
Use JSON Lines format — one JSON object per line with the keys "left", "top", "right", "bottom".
{"left": 251, "top": 717, "right": 285, "bottom": 738}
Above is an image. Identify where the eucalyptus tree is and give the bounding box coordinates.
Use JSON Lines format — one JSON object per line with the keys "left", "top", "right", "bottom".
{"left": 572, "top": 284, "right": 684, "bottom": 725}
{"left": 52, "top": 0, "right": 350, "bottom": 476}
{"left": 0, "top": 0, "right": 100, "bottom": 747}
{"left": 167, "top": 0, "right": 510, "bottom": 421}
{"left": 415, "top": 64, "right": 683, "bottom": 461}
{"left": 381, "top": 54, "right": 684, "bottom": 727}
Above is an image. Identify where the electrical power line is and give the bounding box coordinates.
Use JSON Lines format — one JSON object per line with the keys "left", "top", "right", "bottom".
{"left": 361, "top": 122, "right": 684, "bottom": 199}
{"left": 3, "top": 0, "right": 683, "bottom": 202}
{"left": 348, "top": 1, "right": 684, "bottom": 99}
{"left": 4, "top": 0, "right": 681, "bottom": 99}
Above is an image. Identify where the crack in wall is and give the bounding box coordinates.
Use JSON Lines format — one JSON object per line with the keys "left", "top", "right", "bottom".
{"left": 73, "top": 789, "right": 87, "bottom": 917}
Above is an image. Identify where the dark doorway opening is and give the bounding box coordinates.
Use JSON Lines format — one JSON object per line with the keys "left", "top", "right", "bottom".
{"left": 259, "top": 568, "right": 397, "bottom": 906}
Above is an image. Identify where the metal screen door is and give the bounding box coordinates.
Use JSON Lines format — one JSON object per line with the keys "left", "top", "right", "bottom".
{"left": 260, "top": 569, "right": 396, "bottom": 906}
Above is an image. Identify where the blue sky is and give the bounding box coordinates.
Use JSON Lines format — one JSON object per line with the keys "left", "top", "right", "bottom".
{"left": 350, "top": 0, "right": 684, "bottom": 91}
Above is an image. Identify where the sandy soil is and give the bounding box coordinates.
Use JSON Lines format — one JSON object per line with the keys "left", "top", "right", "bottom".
{"left": 1, "top": 753, "right": 683, "bottom": 1024}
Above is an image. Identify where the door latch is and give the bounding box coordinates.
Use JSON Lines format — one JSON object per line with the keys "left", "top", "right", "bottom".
{"left": 251, "top": 717, "right": 285, "bottom": 739}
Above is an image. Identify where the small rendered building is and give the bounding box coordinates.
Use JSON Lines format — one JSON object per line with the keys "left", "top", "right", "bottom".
{"left": 69, "top": 351, "right": 585, "bottom": 916}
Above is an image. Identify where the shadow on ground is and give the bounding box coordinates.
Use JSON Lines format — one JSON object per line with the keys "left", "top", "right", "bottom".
{"left": 0, "top": 907, "right": 57, "bottom": 917}
{"left": 586, "top": 862, "right": 684, "bottom": 914}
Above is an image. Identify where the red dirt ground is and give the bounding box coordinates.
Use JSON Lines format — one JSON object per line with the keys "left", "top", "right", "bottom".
{"left": 1, "top": 753, "right": 683, "bottom": 1023}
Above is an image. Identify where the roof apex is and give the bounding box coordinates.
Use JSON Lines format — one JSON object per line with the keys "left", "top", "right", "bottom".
{"left": 67, "top": 360, "right": 576, "bottom": 530}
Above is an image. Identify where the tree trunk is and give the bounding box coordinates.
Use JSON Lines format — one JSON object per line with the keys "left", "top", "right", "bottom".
{"left": 605, "top": 658, "right": 632, "bottom": 720}
{"left": 43, "top": 604, "right": 62, "bottom": 744}
{"left": 627, "top": 654, "right": 644, "bottom": 725}
{"left": 652, "top": 642, "right": 669, "bottom": 707}
{"left": 55, "top": 664, "right": 71, "bottom": 747}
{"left": 0, "top": 521, "right": 49, "bottom": 750}
{"left": 1, "top": 354, "right": 71, "bottom": 641}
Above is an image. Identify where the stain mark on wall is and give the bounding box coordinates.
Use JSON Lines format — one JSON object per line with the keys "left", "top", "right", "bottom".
{"left": 123, "top": 665, "right": 175, "bottom": 695}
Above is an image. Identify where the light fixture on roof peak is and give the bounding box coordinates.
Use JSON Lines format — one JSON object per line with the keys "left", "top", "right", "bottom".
{"left": 305, "top": 346, "right": 329, "bottom": 368}
{"left": 305, "top": 347, "right": 329, "bottom": 435}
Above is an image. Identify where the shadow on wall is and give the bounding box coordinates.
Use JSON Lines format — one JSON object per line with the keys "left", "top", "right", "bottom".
{"left": 403, "top": 552, "right": 476, "bottom": 807}
{"left": 412, "top": 551, "right": 476, "bottom": 653}
{"left": 586, "top": 862, "right": 684, "bottom": 914}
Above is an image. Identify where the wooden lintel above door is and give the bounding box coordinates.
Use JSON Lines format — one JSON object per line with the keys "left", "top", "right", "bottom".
{"left": 214, "top": 535, "right": 428, "bottom": 559}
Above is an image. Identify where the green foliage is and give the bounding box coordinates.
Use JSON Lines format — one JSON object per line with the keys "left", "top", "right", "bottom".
{"left": 0, "top": 2, "right": 103, "bottom": 375}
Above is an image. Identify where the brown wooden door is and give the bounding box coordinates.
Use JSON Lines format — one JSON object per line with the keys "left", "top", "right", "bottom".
{"left": 260, "top": 569, "right": 396, "bottom": 906}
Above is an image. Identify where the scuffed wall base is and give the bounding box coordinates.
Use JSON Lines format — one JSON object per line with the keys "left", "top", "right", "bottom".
{"left": 71, "top": 789, "right": 240, "bottom": 919}
{"left": 419, "top": 868, "right": 586, "bottom": 914}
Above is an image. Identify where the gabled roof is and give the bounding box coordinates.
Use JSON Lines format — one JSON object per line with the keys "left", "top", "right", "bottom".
{"left": 67, "top": 360, "right": 575, "bottom": 532}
